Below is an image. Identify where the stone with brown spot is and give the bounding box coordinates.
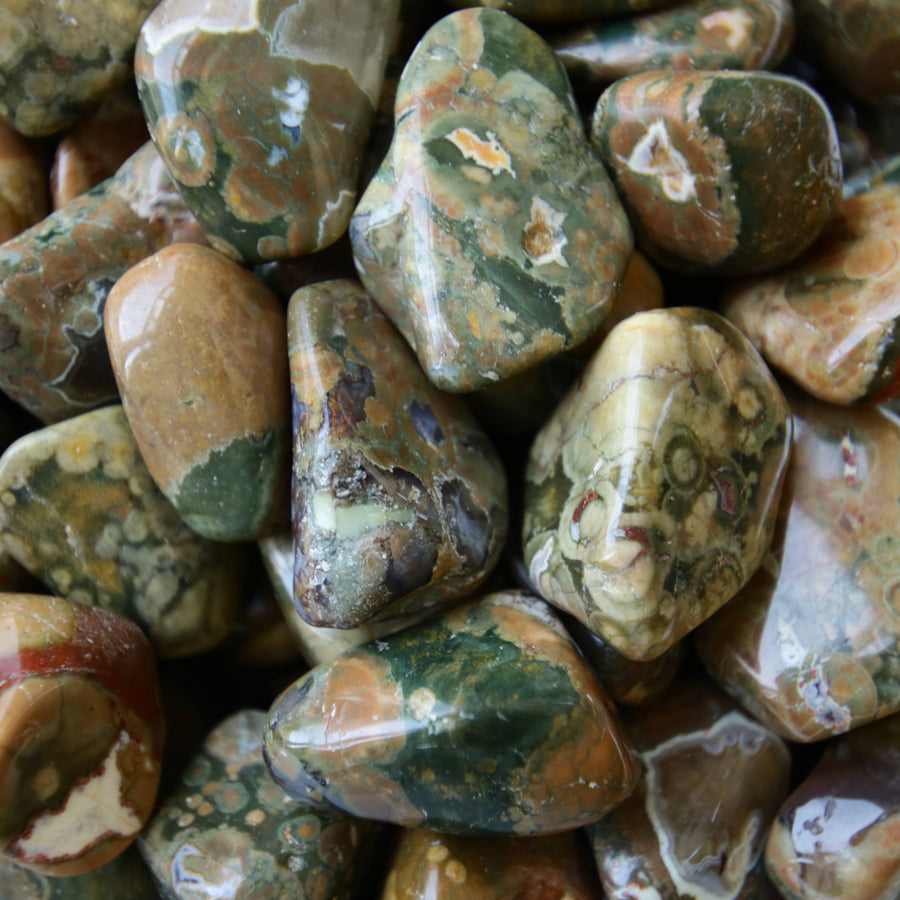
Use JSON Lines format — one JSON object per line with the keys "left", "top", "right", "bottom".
{"left": 0, "top": 120, "right": 46, "bottom": 243}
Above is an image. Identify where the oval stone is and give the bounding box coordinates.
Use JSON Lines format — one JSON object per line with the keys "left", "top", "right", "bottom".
{"left": 443, "top": 0, "right": 673, "bottom": 22}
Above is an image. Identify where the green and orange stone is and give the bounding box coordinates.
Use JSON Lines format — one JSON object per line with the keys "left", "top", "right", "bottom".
{"left": 136, "top": 0, "right": 399, "bottom": 262}
{"left": 443, "top": 0, "right": 673, "bottom": 23}
{"left": 351, "top": 8, "right": 633, "bottom": 392}
{"left": 288, "top": 280, "right": 508, "bottom": 629}
{"left": 264, "top": 590, "right": 639, "bottom": 835}
{"left": 0, "top": 594, "right": 164, "bottom": 876}
{"left": 0, "top": 119, "right": 46, "bottom": 243}
{"left": 523, "top": 308, "right": 791, "bottom": 661}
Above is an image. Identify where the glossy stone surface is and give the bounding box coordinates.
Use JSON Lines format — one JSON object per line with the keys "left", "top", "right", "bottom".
{"left": 589, "top": 680, "right": 791, "bottom": 900}
{"left": 0, "top": 119, "right": 46, "bottom": 243}
{"left": 105, "top": 243, "right": 290, "bottom": 541}
{"left": 265, "top": 590, "right": 639, "bottom": 835}
{"left": 443, "top": 0, "right": 672, "bottom": 22}
{"left": 382, "top": 827, "right": 603, "bottom": 898}
{"left": 0, "top": 594, "right": 164, "bottom": 876}
{"left": 351, "top": 8, "right": 633, "bottom": 392}
{"left": 288, "top": 279, "right": 507, "bottom": 628}
{"left": 591, "top": 71, "right": 842, "bottom": 275}
{"left": 0, "top": 142, "right": 207, "bottom": 425}
{"left": 140, "top": 710, "right": 377, "bottom": 900}
{"left": 136, "top": 0, "right": 398, "bottom": 263}
{"left": 723, "top": 178, "right": 900, "bottom": 405}
{"left": 696, "top": 396, "right": 900, "bottom": 741}
{"left": 554, "top": 0, "right": 794, "bottom": 88}
{"left": 0, "top": 0, "right": 159, "bottom": 137}
{"left": 523, "top": 307, "right": 791, "bottom": 660}
{"left": 0, "top": 405, "right": 241, "bottom": 658}
{"left": 766, "top": 714, "right": 900, "bottom": 900}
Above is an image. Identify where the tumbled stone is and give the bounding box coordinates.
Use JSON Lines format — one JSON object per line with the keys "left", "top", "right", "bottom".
{"left": 288, "top": 280, "right": 507, "bottom": 628}
{"left": 351, "top": 8, "right": 633, "bottom": 392}
{"left": 136, "top": 0, "right": 399, "bottom": 263}
{"left": 140, "top": 710, "right": 377, "bottom": 900}
{"left": 383, "top": 828, "right": 603, "bottom": 898}
{"left": 443, "top": 0, "right": 672, "bottom": 22}
{"left": 0, "top": 0, "right": 159, "bottom": 137}
{"left": 0, "top": 119, "right": 46, "bottom": 242}
{"left": 554, "top": 0, "right": 794, "bottom": 88}
{"left": 723, "top": 177, "right": 900, "bottom": 405}
{"left": 105, "top": 243, "right": 290, "bottom": 541}
{"left": 589, "top": 680, "right": 791, "bottom": 900}
{"left": 0, "top": 594, "right": 164, "bottom": 876}
{"left": 523, "top": 307, "right": 791, "bottom": 660}
{"left": 766, "top": 714, "right": 900, "bottom": 900}
{"left": 591, "top": 70, "right": 842, "bottom": 275}
{"left": 265, "top": 590, "right": 639, "bottom": 835}
{"left": 0, "top": 405, "right": 241, "bottom": 658}
{"left": 0, "top": 142, "right": 207, "bottom": 425}
{"left": 696, "top": 396, "right": 900, "bottom": 741}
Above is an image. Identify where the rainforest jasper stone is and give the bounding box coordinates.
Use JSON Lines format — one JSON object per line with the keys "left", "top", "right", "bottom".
{"left": 766, "top": 715, "right": 900, "bottom": 900}
{"left": 723, "top": 178, "right": 900, "bottom": 405}
{"left": 443, "top": 0, "right": 672, "bottom": 22}
{"left": 523, "top": 307, "right": 791, "bottom": 661}
{"left": 589, "top": 680, "right": 790, "bottom": 900}
{"left": 0, "top": 142, "right": 206, "bottom": 425}
{"left": 383, "top": 828, "right": 602, "bottom": 899}
{"left": 0, "top": 406, "right": 241, "bottom": 658}
{"left": 105, "top": 243, "right": 290, "bottom": 541}
{"left": 0, "top": 119, "right": 46, "bottom": 243}
{"left": 696, "top": 396, "right": 900, "bottom": 741}
{"left": 136, "top": 0, "right": 399, "bottom": 263}
{"left": 351, "top": 8, "right": 633, "bottom": 392}
{"left": 0, "top": 0, "right": 159, "bottom": 137}
{"left": 0, "top": 594, "right": 164, "bottom": 876}
{"left": 140, "top": 710, "right": 377, "bottom": 900}
{"left": 591, "top": 70, "right": 842, "bottom": 275}
{"left": 554, "top": 0, "right": 794, "bottom": 88}
{"left": 288, "top": 280, "right": 507, "bottom": 628}
{"left": 265, "top": 590, "right": 639, "bottom": 835}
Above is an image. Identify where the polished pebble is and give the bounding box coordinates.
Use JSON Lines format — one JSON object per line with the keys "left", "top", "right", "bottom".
{"left": 443, "top": 0, "right": 674, "bottom": 22}
{"left": 0, "top": 119, "right": 46, "bottom": 242}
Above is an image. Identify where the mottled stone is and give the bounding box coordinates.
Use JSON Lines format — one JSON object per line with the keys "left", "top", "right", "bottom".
{"left": 0, "top": 406, "right": 241, "bottom": 658}
{"left": 288, "top": 280, "right": 507, "bottom": 628}
{"left": 382, "top": 827, "right": 602, "bottom": 898}
{"left": 105, "top": 243, "right": 290, "bottom": 541}
{"left": 351, "top": 8, "right": 633, "bottom": 392}
{"left": 696, "top": 396, "right": 900, "bottom": 741}
{"left": 554, "top": 0, "right": 794, "bottom": 88}
{"left": 140, "top": 710, "right": 377, "bottom": 900}
{"left": 443, "top": 0, "right": 672, "bottom": 23}
{"left": 136, "top": 0, "right": 399, "bottom": 263}
{"left": 589, "top": 680, "right": 791, "bottom": 900}
{"left": 723, "top": 178, "right": 900, "bottom": 405}
{"left": 766, "top": 714, "right": 900, "bottom": 900}
{"left": 0, "top": 119, "right": 46, "bottom": 243}
{"left": 523, "top": 307, "right": 791, "bottom": 661}
{"left": 0, "top": 594, "right": 164, "bottom": 876}
{"left": 0, "top": 142, "right": 207, "bottom": 425}
{"left": 0, "top": 0, "right": 159, "bottom": 137}
{"left": 591, "top": 70, "right": 842, "bottom": 275}
{"left": 265, "top": 590, "right": 639, "bottom": 835}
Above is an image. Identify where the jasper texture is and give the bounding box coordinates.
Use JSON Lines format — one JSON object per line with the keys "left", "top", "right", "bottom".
{"left": 265, "top": 590, "right": 639, "bottom": 835}
{"left": 696, "top": 396, "right": 900, "bottom": 741}
{"left": 288, "top": 279, "right": 508, "bottom": 628}
{"left": 723, "top": 178, "right": 900, "bottom": 405}
{"left": 523, "top": 307, "right": 792, "bottom": 661}
{"left": 766, "top": 714, "right": 900, "bottom": 900}
{"left": 351, "top": 8, "right": 633, "bottom": 392}
{"left": 0, "top": 142, "right": 207, "bottom": 425}
{"left": 443, "top": 0, "right": 672, "bottom": 22}
{"left": 0, "top": 594, "right": 164, "bottom": 876}
{"left": 383, "top": 828, "right": 603, "bottom": 899}
{"left": 105, "top": 243, "right": 290, "bottom": 541}
{"left": 0, "top": 0, "right": 160, "bottom": 137}
{"left": 0, "top": 119, "right": 46, "bottom": 242}
{"left": 554, "top": 0, "right": 794, "bottom": 88}
{"left": 136, "top": 0, "right": 398, "bottom": 263}
{"left": 0, "top": 405, "right": 241, "bottom": 658}
{"left": 140, "top": 710, "right": 377, "bottom": 900}
{"left": 591, "top": 70, "right": 842, "bottom": 275}
{"left": 589, "top": 680, "right": 791, "bottom": 900}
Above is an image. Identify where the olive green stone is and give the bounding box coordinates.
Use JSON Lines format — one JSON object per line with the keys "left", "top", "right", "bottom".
{"left": 443, "top": 0, "right": 673, "bottom": 23}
